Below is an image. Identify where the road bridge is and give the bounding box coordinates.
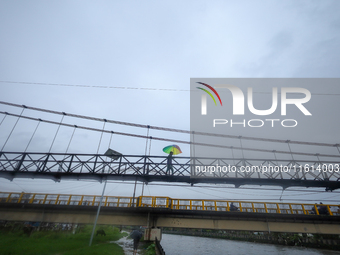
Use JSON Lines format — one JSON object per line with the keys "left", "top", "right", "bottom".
{"left": 1, "top": 192, "right": 340, "bottom": 235}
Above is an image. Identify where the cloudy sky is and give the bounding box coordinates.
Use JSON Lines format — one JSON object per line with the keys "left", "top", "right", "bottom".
{"left": 1, "top": 0, "right": 340, "bottom": 203}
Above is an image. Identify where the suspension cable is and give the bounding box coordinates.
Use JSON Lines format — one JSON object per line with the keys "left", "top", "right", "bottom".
{"left": 108, "top": 131, "right": 114, "bottom": 149}
{"left": 97, "top": 120, "right": 107, "bottom": 154}
{"left": 1, "top": 107, "right": 25, "bottom": 151}
{"left": 49, "top": 113, "right": 66, "bottom": 153}
{"left": 231, "top": 146, "right": 236, "bottom": 166}
{"left": 1, "top": 101, "right": 339, "bottom": 148}
{"left": 316, "top": 154, "right": 328, "bottom": 180}
{"left": 1, "top": 110, "right": 340, "bottom": 158}
{"left": 24, "top": 119, "right": 42, "bottom": 152}
{"left": 144, "top": 126, "right": 150, "bottom": 156}
{"left": 142, "top": 126, "right": 150, "bottom": 196}
{"left": 286, "top": 141, "right": 295, "bottom": 161}
{"left": 0, "top": 114, "right": 7, "bottom": 126}
{"left": 148, "top": 136, "right": 152, "bottom": 156}
{"left": 239, "top": 136, "right": 245, "bottom": 165}
{"left": 273, "top": 150, "right": 283, "bottom": 179}
{"left": 65, "top": 125, "right": 77, "bottom": 154}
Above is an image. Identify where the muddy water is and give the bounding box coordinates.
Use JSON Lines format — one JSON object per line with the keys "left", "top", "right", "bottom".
{"left": 112, "top": 231, "right": 142, "bottom": 255}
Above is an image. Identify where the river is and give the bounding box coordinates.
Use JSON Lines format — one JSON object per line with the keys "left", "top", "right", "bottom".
{"left": 160, "top": 234, "right": 340, "bottom": 255}
{"left": 112, "top": 231, "right": 145, "bottom": 255}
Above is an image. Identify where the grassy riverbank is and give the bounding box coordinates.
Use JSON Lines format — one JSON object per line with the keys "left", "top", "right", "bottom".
{"left": 0, "top": 225, "right": 127, "bottom": 255}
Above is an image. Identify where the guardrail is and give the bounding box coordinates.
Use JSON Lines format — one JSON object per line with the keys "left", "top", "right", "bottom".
{"left": 0, "top": 192, "right": 136, "bottom": 208}
{"left": 155, "top": 237, "right": 166, "bottom": 255}
{"left": 1, "top": 192, "right": 339, "bottom": 216}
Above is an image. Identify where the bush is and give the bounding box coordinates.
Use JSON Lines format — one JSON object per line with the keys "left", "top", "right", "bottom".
{"left": 145, "top": 243, "right": 156, "bottom": 255}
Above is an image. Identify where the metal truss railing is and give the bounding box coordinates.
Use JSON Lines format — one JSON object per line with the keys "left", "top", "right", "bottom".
{"left": 0, "top": 152, "right": 339, "bottom": 189}
{"left": 191, "top": 157, "right": 340, "bottom": 181}
{"left": 0, "top": 151, "right": 191, "bottom": 176}
{"left": 1, "top": 192, "right": 339, "bottom": 216}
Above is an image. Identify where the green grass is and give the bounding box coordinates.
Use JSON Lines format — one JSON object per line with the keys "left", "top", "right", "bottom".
{"left": 0, "top": 225, "right": 128, "bottom": 255}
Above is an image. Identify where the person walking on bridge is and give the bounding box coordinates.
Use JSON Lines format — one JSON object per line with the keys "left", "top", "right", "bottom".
{"left": 166, "top": 151, "right": 174, "bottom": 175}
{"left": 163, "top": 145, "right": 182, "bottom": 175}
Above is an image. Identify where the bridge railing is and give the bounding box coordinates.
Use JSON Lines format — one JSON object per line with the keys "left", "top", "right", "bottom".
{"left": 1, "top": 152, "right": 340, "bottom": 190}
{"left": 0, "top": 152, "right": 192, "bottom": 177}
{"left": 1, "top": 192, "right": 339, "bottom": 216}
{"left": 138, "top": 196, "right": 171, "bottom": 208}
{"left": 167, "top": 198, "right": 339, "bottom": 216}
{"left": 0, "top": 192, "right": 137, "bottom": 207}
{"left": 1, "top": 151, "right": 340, "bottom": 181}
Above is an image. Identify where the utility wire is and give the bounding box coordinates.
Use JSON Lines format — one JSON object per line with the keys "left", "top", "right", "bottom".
{"left": 1, "top": 80, "right": 340, "bottom": 96}
{"left": 0, "top": 81, "right": 189, "bottom": 91}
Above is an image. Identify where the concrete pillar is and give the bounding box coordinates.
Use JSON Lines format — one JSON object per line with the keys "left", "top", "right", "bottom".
{"left": 144, "top": 228, "right": 162, "bottom": 241}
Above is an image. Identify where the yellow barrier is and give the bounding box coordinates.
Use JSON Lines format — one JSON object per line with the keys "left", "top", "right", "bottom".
{"left": 0, "top": 192, "right": 339, "bottom": 216}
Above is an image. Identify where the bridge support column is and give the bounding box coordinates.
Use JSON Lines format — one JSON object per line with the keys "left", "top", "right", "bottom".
{"left": 144, "top": 228, "right": 162, "bottom": 241}
{"left": 144, "top": 213, "right": 162, "bottom": 241}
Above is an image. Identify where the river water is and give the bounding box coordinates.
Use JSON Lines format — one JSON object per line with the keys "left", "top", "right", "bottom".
{"left": 160, "top": 234, "right": 340, "bottom": 255}
{"left": 112, "top": 231, "right": 143, "bottom": 255}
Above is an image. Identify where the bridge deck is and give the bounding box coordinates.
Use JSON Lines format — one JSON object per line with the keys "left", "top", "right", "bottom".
{"left": 1, "top": 200, "right": 340, "bottom": 235}
{"left": 1, "top": 192, "right": 340, "bottom": 234}
{"left": 1, "top": 152, "right": 340, "bottom": 190}
{"left": 1, "top": 191, "right": 339, "bottom": 216}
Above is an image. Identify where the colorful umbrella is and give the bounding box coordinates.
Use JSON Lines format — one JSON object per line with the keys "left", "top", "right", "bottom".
{"left": 163, "top": 145, "right": 182, "bottom": 155}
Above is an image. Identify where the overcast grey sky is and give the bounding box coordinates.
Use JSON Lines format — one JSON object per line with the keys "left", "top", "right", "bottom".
{"left": 1, "top": 0, "right": 340, "bottom": 203}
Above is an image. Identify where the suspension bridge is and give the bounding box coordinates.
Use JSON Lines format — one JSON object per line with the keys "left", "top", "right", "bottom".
{"left": 0, "top": 101, "right": 339, "bottom": 191}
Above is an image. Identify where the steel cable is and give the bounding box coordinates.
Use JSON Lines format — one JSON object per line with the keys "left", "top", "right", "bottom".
{"left": 1, "top": 110, "right": 340, "bottom": 158}
{"left": 0, "top": 100, "right": 339, "bottom": 148}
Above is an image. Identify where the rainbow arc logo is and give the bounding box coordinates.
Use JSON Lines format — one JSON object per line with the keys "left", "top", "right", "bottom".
{"left": 196, "top": 82, "right": 223, "bottom": 106}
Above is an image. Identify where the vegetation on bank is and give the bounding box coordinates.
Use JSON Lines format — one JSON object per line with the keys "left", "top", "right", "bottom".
{"left": 142, "top": 243, "right": 156, "bottom": 255}
{"left": 0, "top": 224, "right": 128, "bottom": 255}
